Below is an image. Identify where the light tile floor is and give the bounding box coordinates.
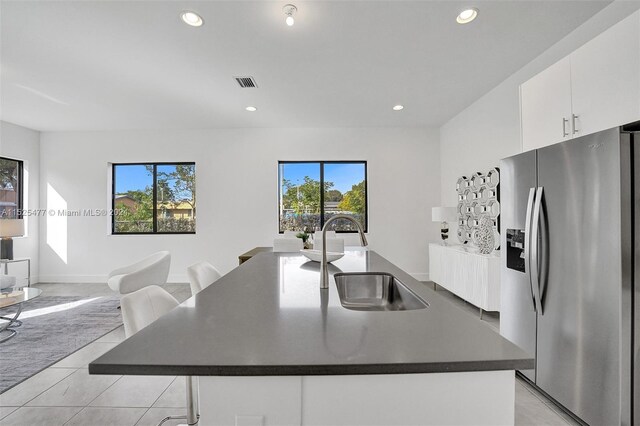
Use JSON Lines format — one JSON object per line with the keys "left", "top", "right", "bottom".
{"left": 431, "top": 283, "right": 580, "bottom": 426}
{"left": 0, "top": 283, "right": 191, "bottom": 426}
{"left": 0, "top": 282, "right": 580, "bottom": 425}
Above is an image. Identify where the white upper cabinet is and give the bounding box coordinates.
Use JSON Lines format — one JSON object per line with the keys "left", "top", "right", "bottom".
{"left": 521, "top": 57, "right": 572, "bottom": 151}
{"left": 571, "top": 12, "right": 640, "bottom": 138}
{"left": 521, "top": 11, "right": 640, "bottom": 152}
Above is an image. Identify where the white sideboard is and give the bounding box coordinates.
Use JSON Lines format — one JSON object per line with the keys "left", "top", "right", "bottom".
{"left": 429, "top": 243, "right": 500, "bottom": 317}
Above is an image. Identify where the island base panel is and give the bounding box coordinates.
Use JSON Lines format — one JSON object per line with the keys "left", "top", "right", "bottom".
{"left": 199, "top": 370, "right": 515, "bottom": 426}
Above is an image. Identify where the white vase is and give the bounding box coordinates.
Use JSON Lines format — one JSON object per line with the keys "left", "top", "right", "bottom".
{"left": 474, "top": 215, "right": 495, "bottom": 255}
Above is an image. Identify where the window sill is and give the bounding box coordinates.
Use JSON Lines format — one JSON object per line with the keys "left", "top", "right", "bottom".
{"left": 109, "top": 232, "right": 196, "bottom": 236}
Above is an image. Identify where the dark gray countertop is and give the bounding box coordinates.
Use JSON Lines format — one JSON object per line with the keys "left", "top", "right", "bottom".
{"left": 89, "top": 250, "right": 533, "bottom": 376}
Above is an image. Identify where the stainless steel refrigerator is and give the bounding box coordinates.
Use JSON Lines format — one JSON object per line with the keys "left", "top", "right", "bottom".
{"left": 500, "top": 126, "right": 637, "bottom": 426}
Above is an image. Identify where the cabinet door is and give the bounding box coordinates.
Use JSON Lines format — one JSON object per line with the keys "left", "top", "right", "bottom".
{"left": 521, "top": 57, "right": 572, "bottom": 152}
{"left": 571, "top": 11, "right": 640, "bottom": 137}
{"left": 200, "top": 376, "right": 302, "bottom": 425}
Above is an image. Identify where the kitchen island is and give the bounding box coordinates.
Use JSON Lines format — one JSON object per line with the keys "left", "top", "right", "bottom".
{"left": 90, "top": 249, "right": 532, "bottom": 425}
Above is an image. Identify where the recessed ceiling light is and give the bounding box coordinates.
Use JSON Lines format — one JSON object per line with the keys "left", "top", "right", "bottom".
{"left": 283, "top": 4, "right": 297, "bottom": 27}
{"left": 181, "top": 11, "right": 204, "bottom": 27}
{"left": 456, "top": 8, "right": 478, "bottom": 24}
{"left": 393, "top": 105, "right": 404, "bottom": 111}
{"left": 246, "top": 106, "right": 257, "bottom": 112}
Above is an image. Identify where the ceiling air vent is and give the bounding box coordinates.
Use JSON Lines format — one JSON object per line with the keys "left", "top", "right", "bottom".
{"left": 234, "top": 76, "right": 257, "bottom": 88}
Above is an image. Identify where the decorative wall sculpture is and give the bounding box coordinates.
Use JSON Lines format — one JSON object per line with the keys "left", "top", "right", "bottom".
{"left": 456, "top": 168, "right": 500, "bottom": 250}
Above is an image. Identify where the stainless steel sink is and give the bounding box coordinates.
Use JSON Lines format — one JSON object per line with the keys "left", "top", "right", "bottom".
{"left": 334, "top": 272, "right": 428, "bottom": 311}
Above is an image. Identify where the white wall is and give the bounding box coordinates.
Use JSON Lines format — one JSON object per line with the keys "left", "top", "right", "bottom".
{"left": 439, "top": 1, "right": 640, "bottom": 208}
{"left": 0, "top": 121, "right": 40, "bottom": 283}
{"left": 39, "top": 127, "right": 440, "bottom": 283}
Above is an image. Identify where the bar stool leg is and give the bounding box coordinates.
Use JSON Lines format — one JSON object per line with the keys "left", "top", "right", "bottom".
{"left": 157, "top": 376, "right": 200, "bottom": 426}
{"left": 186, "top": 376, "right": 199, "bottom": 425}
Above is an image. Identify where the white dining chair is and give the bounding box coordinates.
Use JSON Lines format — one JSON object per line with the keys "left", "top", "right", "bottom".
{"left": 273, "top": 237, "right": 303, "bottom": 252}
{"left": 283, "top": 230, "right": 299, "bottom": 238}
{"left": 121, "top": 285, "right": 179, "bottom": 338}
{"left": 187, "top": 261, "right": 222, "bottom": 296}
{"left": 107, "top": 251, "right": 171, "bottom": 295}
{"left": 313, "top": 237, "right": 344, "bottom": 253}
{"left": 318, "top": 230, "right": 336, "bottom": 239}
{"left": 121, "top": 285, "right": 199, "bottom": 426}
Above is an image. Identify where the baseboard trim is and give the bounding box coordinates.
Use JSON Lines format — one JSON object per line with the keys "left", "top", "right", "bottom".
{"left": 37, "top": 272, "right": 424, "bottom": 285}
{"left": 410, "top": 273, "right": 429, "bottom": 282}
{"left": 37, "top": 274, "right": 189, "bottom": 284}
{"left": 38, "top": 275, "right": 105, "bottom": 284}
{"left": 167, "top": 274, "right": 189, "bottom": 284}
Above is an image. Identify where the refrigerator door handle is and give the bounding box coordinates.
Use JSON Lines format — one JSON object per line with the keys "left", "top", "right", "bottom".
{"left": 524, "top": 187, "right": 537, "bottom": 312}
{"left": 531, "top": 186, "right": 544, "bottom": 315}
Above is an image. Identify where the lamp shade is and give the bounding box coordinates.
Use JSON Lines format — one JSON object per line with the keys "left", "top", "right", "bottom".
{"left": 432, "top": 207, "right": 457, "bottom": 222}
{"left": 0, "top": 219, "right": 25, "bottom": 238}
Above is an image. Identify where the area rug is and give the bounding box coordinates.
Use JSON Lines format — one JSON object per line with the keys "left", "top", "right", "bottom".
{"left": 0, "top": 295, "right": 122, "bottom": 393}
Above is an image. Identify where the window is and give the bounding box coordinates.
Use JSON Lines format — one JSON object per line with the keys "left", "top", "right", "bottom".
{"left": 278, "top": 161, "right": 367, "bottom": 233}
{"left": 0, "top": 157, "right": 23, "bottom": 219}
{"left": 112, "top": 163, "right": 196, "bottom": 234}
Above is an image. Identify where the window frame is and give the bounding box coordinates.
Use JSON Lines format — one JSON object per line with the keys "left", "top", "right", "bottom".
{"left": 0, "top": 156, "right": 24, "bottom": 219}
{"left": 278, "top": 160, "right": 368, "bottom": 234}
{"left": 111, "top": 162, "right": 196, "bottom": 235}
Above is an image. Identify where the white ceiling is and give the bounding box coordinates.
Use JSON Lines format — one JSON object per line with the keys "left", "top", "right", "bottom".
{"left": 1, "top": 0, "right": 610, "bottom": 131}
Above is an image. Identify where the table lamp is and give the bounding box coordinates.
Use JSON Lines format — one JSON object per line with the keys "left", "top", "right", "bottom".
{"left": 432, "top": 207, "right": 457, "bottom": 245}
{"left": 0, "top": 219, "right": 25, "bottom": 260}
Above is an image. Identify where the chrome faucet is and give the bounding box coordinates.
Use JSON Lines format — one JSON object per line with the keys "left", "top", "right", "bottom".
{"left": 320, "top": 215, "right": 368, "bottom": 289}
